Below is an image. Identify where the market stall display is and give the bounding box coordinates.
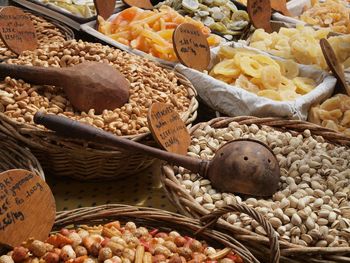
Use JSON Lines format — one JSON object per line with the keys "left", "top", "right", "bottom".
{"left": 0, "top": 39, "right": 198, "bottom": 180}
{"left": 155, "top": 0, "right": 251, "bottom": 40}
{"left": 0, "top": 204, "right": 280, "bottom": 263}
{"left": 161, "top": 116, "right": 350, "bottom": 263}
{"left": 96, "top": 6, "right": 221, "bottom": 62}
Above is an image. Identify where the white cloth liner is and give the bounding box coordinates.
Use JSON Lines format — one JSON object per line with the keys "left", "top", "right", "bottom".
{"left": 174, "top": 43, "right": 336, "bottom": 120}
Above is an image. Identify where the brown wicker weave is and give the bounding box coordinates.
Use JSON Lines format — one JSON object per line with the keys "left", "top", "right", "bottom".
{"left": 0, "top": 71, "right": 198, "bottom": 180}
{"left": 0, "top": 131, "right": 45, "bottom": 181}
{"left": 161, "top": 116, "right": 350, "bottom": 263}
{"left": 53, "top": 204, "right": 279, "bottom": 263}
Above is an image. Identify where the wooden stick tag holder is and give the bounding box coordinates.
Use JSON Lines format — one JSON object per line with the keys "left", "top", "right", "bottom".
{"left": 0, "top": 7, "right": 38, "bottom": 55}
{"left": 0, "top": 169, "right": 56, "bottom": 248}
{"left": 147, "top": 103, "right": 191, "bottom": 155}
{"left": 320, "top": 38, "right": 350, "bottom": 95}
{"left": 172, "top": 23, "right": 211, "bottom": 72}
{"left": 247, "top": 0, "right": 273, "bottom": 33}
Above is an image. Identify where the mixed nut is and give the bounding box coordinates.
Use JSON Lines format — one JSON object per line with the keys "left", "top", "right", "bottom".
{"left": 0, "top": 40, "right": 193, "bottom": 136}
{"left": 0, "top": 221, "right": 243, "bottom": 263}
{"left": 173, "top": 121, "right": 350, "bottom": 247}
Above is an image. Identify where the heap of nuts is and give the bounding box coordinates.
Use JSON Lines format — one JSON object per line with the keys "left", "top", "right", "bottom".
{"left": 0, "top": 12, "right": 68, "bottom": 60}
{"left": 173, "top": 122, "right": 350, "bottom": 247}
{"left": 0, "top": 221, "right": 243, "bottom": 263}
{"left": 0, "top": 40, "right": 193, "bottom": 136}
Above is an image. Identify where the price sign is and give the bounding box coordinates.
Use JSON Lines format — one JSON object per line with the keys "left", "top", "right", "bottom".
{"left": 94, "top": 0, "right": 115, "bottom": 20}
{"left": 173, "top": 23, "right": 210, "bottom": 71}
{"left": 122, "top": 0, "right": 155, "bottom": 9}
{"left": 0, "top": 169, "right": 56, "bottom": 247}
{"left": 0, "top": 7, "right": 38, "bottom": 55}
{"left": 270, "top": 0, "right": 291, "bottom": 16}
{"left": 247, "top": 0, "right": 272, "bottom": 33}
{"left": 320, "top": 38, "right": 350, "bottom": 95}
{"left": 148, "top": 103, "right": 191, "bottom": 155}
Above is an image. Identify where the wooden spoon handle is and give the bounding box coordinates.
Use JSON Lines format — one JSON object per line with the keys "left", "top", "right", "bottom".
{"left": 34, "top": 112, "right": 207, "bottom": 174}
{"left": 0, "top": 63, "right": 68, "bottom": 86}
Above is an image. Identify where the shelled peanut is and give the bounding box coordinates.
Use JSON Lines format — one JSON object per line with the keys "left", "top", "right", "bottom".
{"left": 173, "top": 122, "right": 350, "bottom": 247}
{"left": 309, "top": 94, "right": 350, "bottom": 136}
{"left": 0, "top": 221, "right": 243, "bottom": 263}
{"left": 0, "top": 40, "right": 193, "bottom": 136}
{"left": 0, "top": 12, "right": 68, "bottom": 60}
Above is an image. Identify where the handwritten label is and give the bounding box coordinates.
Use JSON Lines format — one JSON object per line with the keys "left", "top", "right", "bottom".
{"left": 320, "top": 38, "right": 350, "bottom": 95}
{"left": 148, "top": 103, "right": 191, "bottom": 155}
{"left": 94, "top": 0, "right": 115, "bottom": 20}
{"left": 0, "top": 170, "right": 56, "bottom": 248}
{"left": 0, "top": 7, "right": 38, "bottom": 55}
{"left": 173, "top": 23, "right": 210, "bottom": 71}
{"left": 122, "top": 0, "right": 155, "bottom": 9}
{"left": 247, "top": 0, "right": 272, "bottom": 33}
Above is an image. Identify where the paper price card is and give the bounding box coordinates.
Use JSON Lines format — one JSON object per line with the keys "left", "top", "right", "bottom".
{"left": 148, "top": 103, "right": 191, "bottom": 155}
{"left": 0, "top": 7, "right": 38, "bottom": 55}
{"left": 173, "top": 23, "right": 210, "bottom": 71}
{"left": 247, "top": 0, "right": 272, "bottom": 33}
{"left": 0, "top": 169, "right": 55, "bottom": 247}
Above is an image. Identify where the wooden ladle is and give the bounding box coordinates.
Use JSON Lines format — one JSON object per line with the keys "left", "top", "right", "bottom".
{"left": 34, "top": 112, "right": 280, "bottom": 197}
{"left": 0, "top": 62, "right": 130, "bottom": 114}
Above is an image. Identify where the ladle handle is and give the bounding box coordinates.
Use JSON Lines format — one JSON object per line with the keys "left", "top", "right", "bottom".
{"left": 34, "top": 112, "right": 207, "bottom": 174}
{"left": 0, "top": 63, "right": 69, "bottom": 86}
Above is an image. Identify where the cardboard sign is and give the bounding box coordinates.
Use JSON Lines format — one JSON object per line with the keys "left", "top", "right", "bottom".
{"left": 0, "top": 169, "right": 56, "bottom": 248}
{"left": 270, "top": 0, "right": 291, "bottom": 16}
{"left": 148, "top": 103, "right": 191, "bottom": 155}
{"left": 94, "top": 0, "right": 115, "bottom": 20}
{"left": 247, "top": 0, "right": 272, "bottom": 33}
{"left": 122, "top": 0, "right": 155, "bottom": 9}
{"left": 0, "top": 7, "right": 38, "bottom": 55}
{"left": 173, "top": 23, "right": 210, "bottom": 71}
{"left": 320, "top": 38, "right": 350, "bottom": 95}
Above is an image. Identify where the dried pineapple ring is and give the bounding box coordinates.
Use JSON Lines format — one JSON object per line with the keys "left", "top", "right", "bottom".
{"left": 235, "top": 75, "right": 260, "bottom": 93}
{"left": 261, "top": 65, "right": 281, "bottom": 90}
{"left": 253, "top": 54, "right": 280, "bottom": 71}
{"left": 257, "top": 89, "right": 282, "bottom": 101}
{"left": 211, "top": 59, "right": 241, "bottom": 77}
{"left": 278, "top": 60, "right": 299, "bottom": 79}
{"left": 279, "top": 76, "right": 296, "bottom": 91}
{"left": 238, "top": 56, "right": 262, "bottom": 78}
{"left": 293, "top": 77, "right": 316, "bottom": 95}
{"left": 280, "top": 89, "right": 300, "bottom": 101}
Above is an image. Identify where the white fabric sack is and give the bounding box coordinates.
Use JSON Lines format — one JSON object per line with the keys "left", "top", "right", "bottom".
{"left": 174, "top": 43, "right": 336, "bottom": 120}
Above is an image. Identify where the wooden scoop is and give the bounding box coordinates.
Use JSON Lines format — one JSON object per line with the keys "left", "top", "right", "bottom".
{"left": 34, "top": 112, "right": 280, "bottom": 197}
{"left": 0, "top": 62, "right": 130, "bottom": 114}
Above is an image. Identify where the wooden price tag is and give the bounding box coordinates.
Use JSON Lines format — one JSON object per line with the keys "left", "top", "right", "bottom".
{"left": 148, "top": 103, "right": 191, "bottom": 155}
{"left": 247, "top": 0, "right": 272, "bottom": 33}
{"left": 0, "top": 7, "right": 38, "bottom": 55}
{"left": 0, "top": 169, "right": 56, "bottom": 248}
{"left": 320, "top": 38, "right": 350, "bottom": 95}
{"left": 173, "top": 23, "right": 210, "bottom": 71}
{"left": 122, "top": 0, "right": 155, "bottom": 9}
{"left": 270, "top": 0, "right": 291, "bottom": 16}
{"left": 94, "top": 0, "right": 116, "bottom": 20}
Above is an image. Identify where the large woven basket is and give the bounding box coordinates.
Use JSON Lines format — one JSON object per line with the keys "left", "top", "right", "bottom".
{"left": 52, "top": 204, "right": 279, "bottom": 263}
{"left": 161, "top": 116, "right": 350, "bottom": 263}
{"left": 0, "top": 131, "right": 45, "bottom": 181}
{"left": 0, "top": 70, "right": 198, "bottom": 180}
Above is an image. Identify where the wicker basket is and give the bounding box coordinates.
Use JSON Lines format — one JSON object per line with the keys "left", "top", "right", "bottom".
{"left": 52, "top": 204, "right": 279, "bottom": 263}
{"left": 0, "top": 131, "right": 45, "bottom": 181}
{"left": 161, "top": 116, "right": 350, "bottom": 263}
{"left": 0, "top": 69, "right": 198, "bottom": 180}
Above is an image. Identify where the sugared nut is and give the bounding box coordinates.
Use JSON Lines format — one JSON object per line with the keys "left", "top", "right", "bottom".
{"left": 43, "top": 252, "right": 59, "bottom": 263}
{"left": 74, "top": 246, "right": 88, "bottom": 257}
{"left": 0, "top": 255, "right": 14, "bottom": 263}
{"left": 98, "top": 247, "right": 113, "bottom": 261}
{"left": 29, "top": 240, "right": 47, "bottom": 257}
{"left": 60, "top": 245, "right": 76, "bottom": 261}
{"left": 11, "top": 247, "right": 29, "bottom": 263}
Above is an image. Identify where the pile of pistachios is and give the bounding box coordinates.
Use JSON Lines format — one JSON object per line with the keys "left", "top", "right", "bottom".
{"left": 156, "top": 0, "right": 250, "bottom": 40}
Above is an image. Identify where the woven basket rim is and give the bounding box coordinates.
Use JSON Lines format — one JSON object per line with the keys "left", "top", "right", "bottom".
{"left": 0, "top": 132, "right": 45, "bottom": 181}
{"left": 160, "top": 116, "right": 350, "bottom": 263}
{"left": 52, "top": 204, "right": 278, "bottom": 263}
{"left": 0, "top": 65, "right": 198, "bottom": 154}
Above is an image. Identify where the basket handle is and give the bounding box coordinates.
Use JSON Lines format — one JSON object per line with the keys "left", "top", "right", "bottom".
{"left": 198, "top": 204, "right": 280, "bottom": 263}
